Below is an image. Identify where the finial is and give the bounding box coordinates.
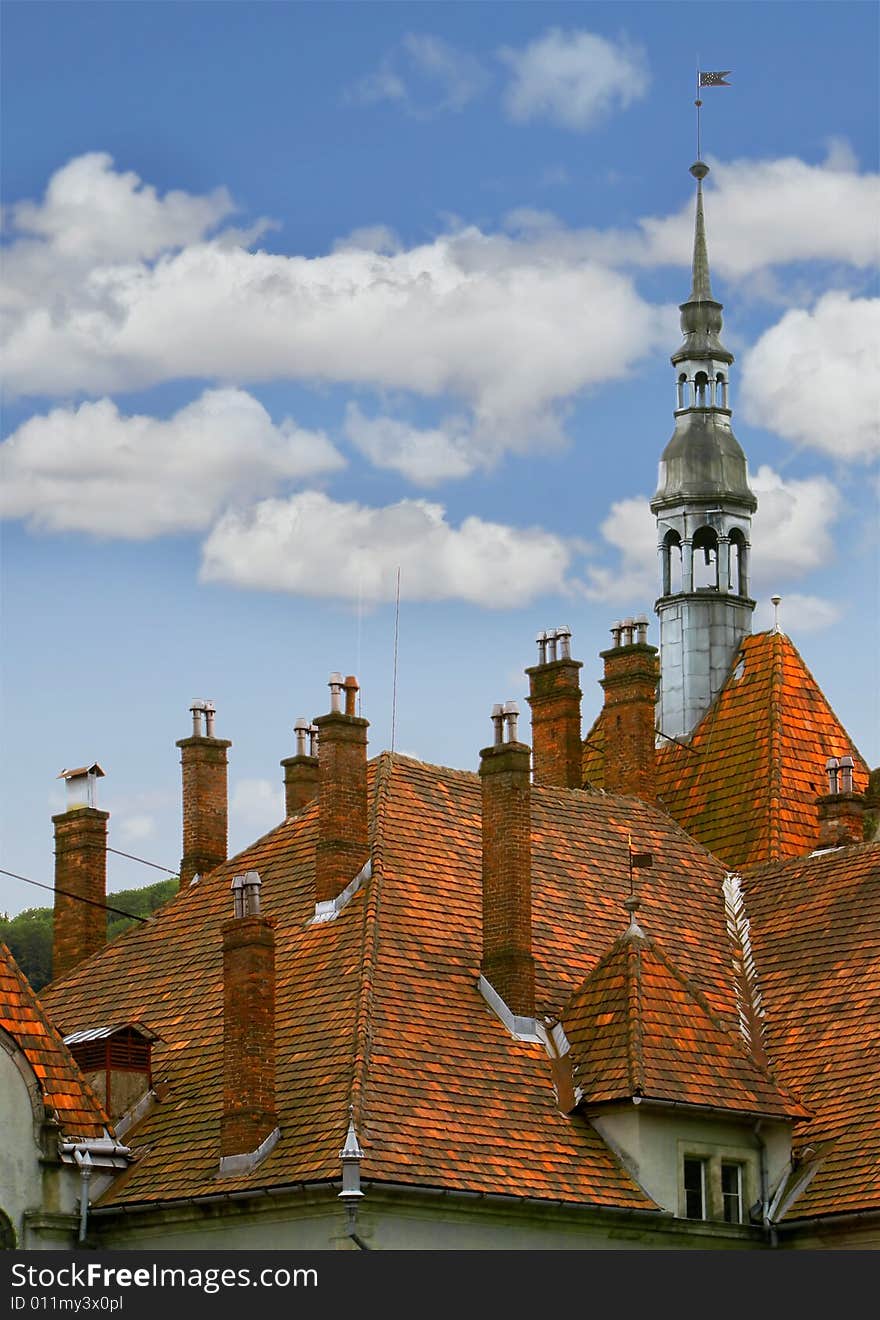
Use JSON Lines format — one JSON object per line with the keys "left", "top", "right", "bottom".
{"left": 771, "top": 595, "right": 782, "bottom": 634}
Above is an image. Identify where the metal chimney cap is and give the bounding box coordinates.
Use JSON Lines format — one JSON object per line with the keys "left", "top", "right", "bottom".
{"left": 839, "top": 755, "right": 855, "bottom": 768}
{"left": 633, "top": 614, "right": 649, "bottom": 626}
{"left": 825, "top": 756, "right": 840, "bottom": 770}
{"left": 57, "top": 763, "right": 105, "bottom": 781}
{"left": 328, "top": 672, "right": 344, "bottom": 686}
{"left": 502, "top": 700, "right": 519, "bottom": 716}
{"left": 343, "top": 674, "right": 359, "bottom": 688}
{"left": 203, "top": 700, "right": 216, "bottom": 713}
{"left": 294, "top": 716, "right": 310, "bottom": 731}
{"left": 556, "top": 624, "right": 572, "bottom": 638}
{"left": 491, "top": 703, "right": 504, "bottom": 718}
{"left": 535, "top": 630, "right": 547, "bottom": 643}
{"left": 189, "top": 699, "right": 207, "bottom": 712}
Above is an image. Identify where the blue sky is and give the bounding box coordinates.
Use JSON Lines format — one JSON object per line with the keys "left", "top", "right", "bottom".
{"left": 1, "top": 1, "right": 878, "bottom": 916}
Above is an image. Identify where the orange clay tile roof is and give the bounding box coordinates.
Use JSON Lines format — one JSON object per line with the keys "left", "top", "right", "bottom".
{"left": 562, "top": 923, "right": 805, "bottom": 1119}
{"left": 1, "top": 942, "right": 109, "bottom": 1139}
{"left": 39, "top": 752, "right": 771, "bottom": 1215}
{"left": 737, "top": 842, "right": 880, "bottom": 1222}
{"left": 583, "top": 630, "right": 870, "bottom": 870}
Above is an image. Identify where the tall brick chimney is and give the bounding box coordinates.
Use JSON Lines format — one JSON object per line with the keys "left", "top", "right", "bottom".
{"left": 600, "top": 617, "right": 659, "bottom": 801}
{"left": 479, "top": 701, "right": 535, "bottom": 1017}
{"left": 52, "top": 764, "right": 108, "bottom": 980}
{"left": 526, "top": 625, "right": 583, "bottom": 788}
{"left": 313, "top": 674, "right": 369, "bottom": 906}
{"left": 176, "top": 700, "right": 232, "bottom": 888}
{"left": 816, "top": 755, "right": 866, "bottom": 848}
{"left": 280, "top": 718, "right": 319, "bottom": 817}
{"left": 220, "top": 871, "right": 278, "bottom": 1164}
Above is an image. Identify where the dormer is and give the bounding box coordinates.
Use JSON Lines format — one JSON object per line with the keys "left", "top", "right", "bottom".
{"left": 64, "top": 1022, "right": 159, "bottom": 1122}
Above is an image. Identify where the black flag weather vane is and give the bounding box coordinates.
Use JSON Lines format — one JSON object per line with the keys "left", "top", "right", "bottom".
{"left": 695, "top": 68, "right": 731, "bottom": 158}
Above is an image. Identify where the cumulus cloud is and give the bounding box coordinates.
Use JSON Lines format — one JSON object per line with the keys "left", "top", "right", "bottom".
{"left": 0, "top": 388, "right": 343, "bottom": 537}
{"left": 582, "top": 496, "right": 656, "bottom": 603}
{"left": 755, "top": 593, "right": 842, "bottom": 634}
{"left": 740, "top": 294, "right": 880, "bottom": 461}
{"left": 582, "top": 466, "right": 843, "bottom": 621}
{"left": 498, "top": 29, "right": 649, "bottom": 130}
{"left": 200, "top": 491, "right": 576, "bottom": 606}
{"left": 347, "top": 33, "right": 489, "bottom": 115}
{"left": 344, "top": 403, "right": 478, "bottom": 483}
{"left": 635, "top": 147, "right": 880, "bottom": 278}
{"left": 1, "top": 157, "right": 666, "bottom": 455}
{"left": 230, "top": 778, "right": 285, "bottom": 833}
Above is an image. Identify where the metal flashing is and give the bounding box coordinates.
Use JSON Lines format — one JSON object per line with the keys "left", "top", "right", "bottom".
{"left": 309, "top": 859, "right": 371, "bottom": 924}
{"left": 218, "top": 1125, "right": 280, "bottom": 1178}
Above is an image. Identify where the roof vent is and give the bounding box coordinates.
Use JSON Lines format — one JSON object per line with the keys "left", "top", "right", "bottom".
{"left": 57, "top": 763, "right": 105, "bottom": 810}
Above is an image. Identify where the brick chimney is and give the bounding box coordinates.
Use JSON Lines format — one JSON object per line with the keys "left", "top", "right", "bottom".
{"left": 816, "top": 755, "right": 866, "bottom": 848}
{"left": 313, "top": 674, "right": 369, "bottom": 906}
{"left": 526, "top": 626, "right": 583, "bottom": 789}
{"left": 176, "top": 701, "right": 232, "bottom": 888}
{"left": 52, "top": 764, "right": 108, "bottom": 980}
{"left": 280, "top": 718, "right": 319, "bottom": 816}
{"left": 221, "top": 871, "right": 278, "bottom": 1164}
{"left": 479, "top": 701, "right": 535, "bottom": 1017}
{"left": 599, "top": 617, "right": 659, "bottom": 801}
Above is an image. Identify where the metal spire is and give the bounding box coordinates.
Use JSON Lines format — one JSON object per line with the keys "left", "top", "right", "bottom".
{"left": 689, "top": 161, "right": 714, "bottom": 303}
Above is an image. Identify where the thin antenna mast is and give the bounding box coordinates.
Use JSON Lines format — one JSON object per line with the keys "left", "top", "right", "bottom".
{"left": 390, "top": 567, "right": 401, "bottom": 754}
{"left": 695, "top": 59, "right": 702, "bottom": 160}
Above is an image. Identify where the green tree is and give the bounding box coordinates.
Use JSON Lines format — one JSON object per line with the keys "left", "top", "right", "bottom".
{"left": 1, "top": 876, "right": 179, "bottom": 991}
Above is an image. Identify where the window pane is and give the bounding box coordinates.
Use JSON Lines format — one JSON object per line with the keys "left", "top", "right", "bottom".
{"left": 721, "top": 1162, "right": 742, "bottom": 1223}
{"left": 683, "top": 1158, "right": 705, "bottom": 1219}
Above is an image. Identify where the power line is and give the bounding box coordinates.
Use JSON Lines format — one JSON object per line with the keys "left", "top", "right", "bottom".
{"left": 107, "top": 847, "right": 177, "bottom": 874}
{"left": 0, "top": 868, "right": 156, "bottom": 923}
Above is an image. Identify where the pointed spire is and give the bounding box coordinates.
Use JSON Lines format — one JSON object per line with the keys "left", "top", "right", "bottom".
{"left": 689, "top": 161, "right": 714, "bottom": 302}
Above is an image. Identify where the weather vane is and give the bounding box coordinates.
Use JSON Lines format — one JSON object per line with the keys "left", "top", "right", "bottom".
{"left": 695, "top": 65, "right": 731, "bottom": 161}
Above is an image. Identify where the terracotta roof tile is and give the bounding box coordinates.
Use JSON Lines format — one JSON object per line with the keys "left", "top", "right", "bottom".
{"left": 1, "top": 942, "right": 109, "bottom": 1139}
{"left": 563, "top": 925, "right": 805, "bottom": 1118}
{"left": 41, "top": 753, "right": 762, "bottom": 1214}
{"left": 738, "top": 842, "right": 880, "bottom": 1220}
{"left": 583, "top": 631, "right": 869, "bottom": 870}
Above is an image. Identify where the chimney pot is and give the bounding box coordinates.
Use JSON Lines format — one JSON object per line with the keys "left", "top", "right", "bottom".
{"left": 502, "top": 700, "right": 520, "bottom": 742}
{"left": 610, "top": 621, "right": 622, "bottom": 648}
{"left": 839, "top": 755, "right": 855, "bottom": 794}
{"left": 634, "top": 615, "right": 649, "bottom": 645}
{"left": 491, "top": 704, "right": 505, "bottom": 746}
{"left": 190, "top": 700, "right": 206, "bottom": 737}
{"left": 557, "top": 625, "right": 572, "bottom": 660}
{"left": 546, "top": 629, "right": 558, "bottom": 662}
{"left": 294, "top": 717, "right": 310, "bottom": 757}
{"left": 536, "top": 631, "right": 548, "bottom": 665}
{"left": 343, "top": 675, "right": 359, "bottom": 717}
{"left": 309, "top": 723, "right": 319, "bottom": 756}
{"left": 328, "top": 673, "right": 344, "bottom": 713}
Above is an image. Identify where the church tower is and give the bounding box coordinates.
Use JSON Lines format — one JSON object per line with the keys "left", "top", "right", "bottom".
{"left": 651, "top": 159, "right": 757, "bottom": 741}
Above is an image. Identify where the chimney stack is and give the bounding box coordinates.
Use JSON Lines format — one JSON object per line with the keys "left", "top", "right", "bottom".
{"left": 816, "top": 754, "right": 865, "bottom": 848}
{"left": 479, "top": 702, "right": 535, "bottom": 1017}
{"left": 526, "top": 625, "right": 583, "bottom": 788}
{"left": 176, "top": 700, "right": 232, "bottom": 888}
{"left": 313, "top": 674, "right": 369, "bottom": 906}
{"left": 599, "top": 617, "right": 659, "bottom": 801}
{"left": 220, "top": 871, "right": 278, "bottom": 1163}
{"left": 52, "top": 764, "right": 108, "bottom": 980}
{"left": 281, "top": 718, "right": 319, "bottom": 816}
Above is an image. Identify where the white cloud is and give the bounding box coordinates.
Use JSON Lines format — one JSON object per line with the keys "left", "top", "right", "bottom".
{"left": 755, "top": 593, "right": 842, "bottom": 634}
{"left": 347, "top": 33, "right": 488, "bottom": 115}
{"left": 740, "top": 294, "right": 880, "bottom": 461}
{"left": 499, "top": 29, "right": 649, "bottom": 130}
{"left": 230, "top": 779, "right": 284, "bottom": 833}
{"left": 0, "top": 388, "right": 344, "bottom": 537}
{"left": 200, "top": 490, "right": 576, "bottom": 607}
{"left": 117, "top": 814, "right": 157, "bottom": 843}
{"left": 582, "top": 496, "right": 656, "bottom": 603}
{"left": 582, "top": 466, "right": 843, "bottom": 617}
{"left": 344, "top": 403, "right": 477, "bottom": 483}
{"left": 749, "top": 465, "right": 843, "bottom": 581}
{"left": 1, "top": 157, "right": 666, "bottom": 447}
{"left": 636, "top": 148, "right": 880, "bottom": 278}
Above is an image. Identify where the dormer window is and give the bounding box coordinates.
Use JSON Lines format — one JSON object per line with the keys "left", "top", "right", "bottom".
{"left": 680, "top": 1142, "right": 755, "bottom": 1223}
{"left": 64, "top": 1022, "right": 159, "bottom": 1121}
